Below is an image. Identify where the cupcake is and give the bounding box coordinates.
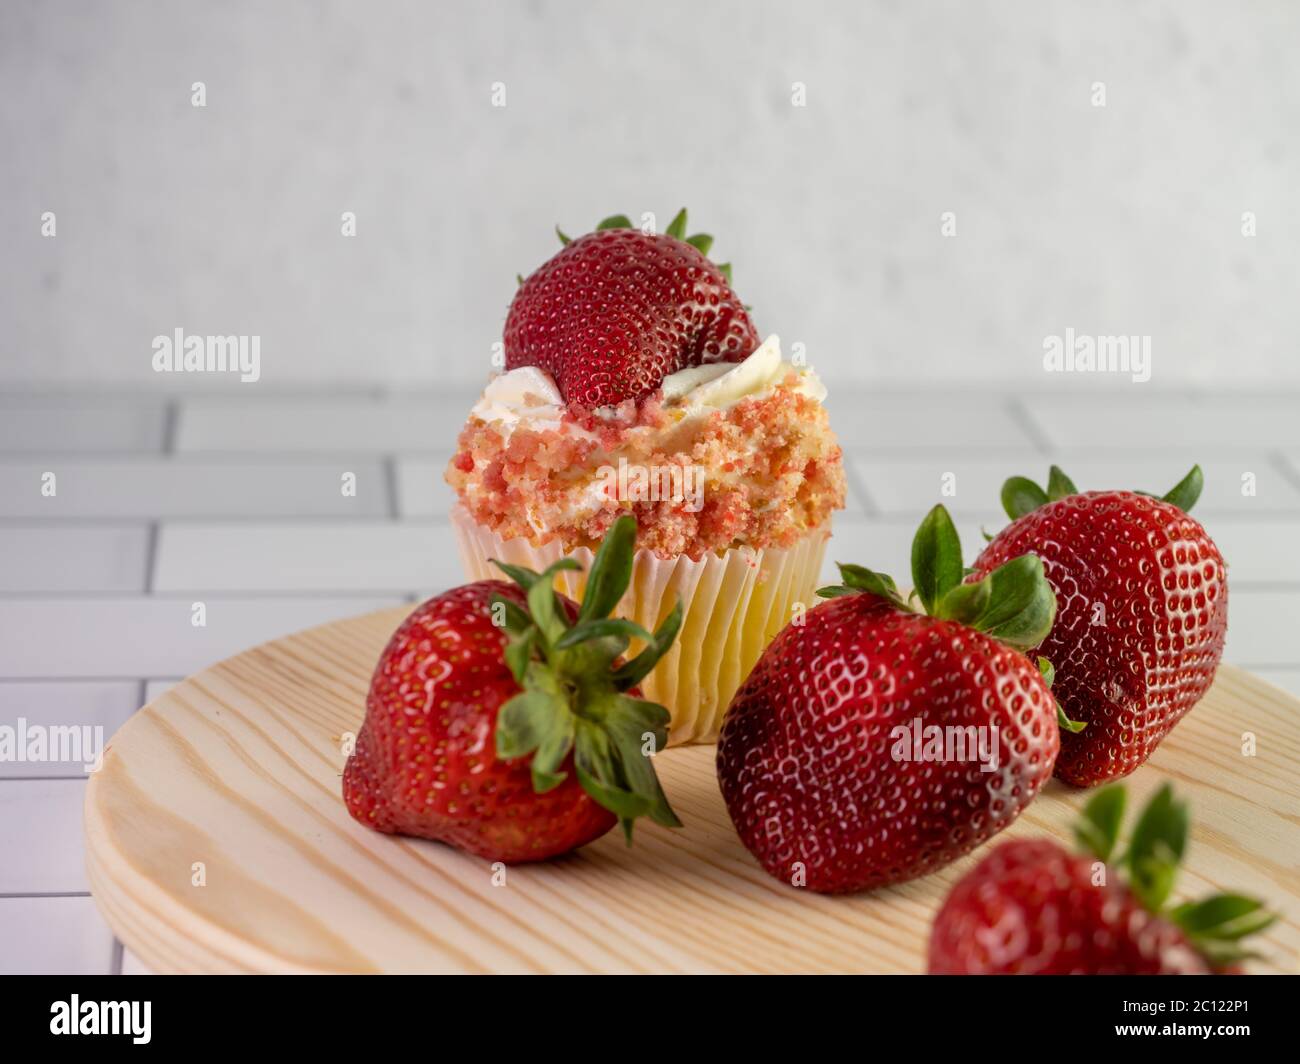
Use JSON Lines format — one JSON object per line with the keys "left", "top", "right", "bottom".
{"left": 446, "top": 210, "right": 845, "bottom": 744}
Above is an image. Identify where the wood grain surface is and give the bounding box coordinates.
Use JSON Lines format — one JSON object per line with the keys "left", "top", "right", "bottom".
{"left": 84, "top": 606, "right": 1300, "bottom": 974}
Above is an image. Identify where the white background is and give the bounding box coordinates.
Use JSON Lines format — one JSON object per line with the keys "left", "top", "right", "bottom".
{"left": 3, "top": 0, "right": 1298, "bottom": 389}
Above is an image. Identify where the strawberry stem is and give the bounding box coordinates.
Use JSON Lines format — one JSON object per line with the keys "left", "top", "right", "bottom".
{"left": 488, "top": 515, "right": 682, "bottom": 840}
{"left": 820, "top": 504, "right": 1058, "bottom": 652}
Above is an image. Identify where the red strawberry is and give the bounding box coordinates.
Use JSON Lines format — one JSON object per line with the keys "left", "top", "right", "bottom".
{"left": 928, "top": 783, "right": 1274, "bottom": 974}
{"left": 343, "top": 516, "right": 683, "bottom": 862}
{"left": 504, "top": 209, "right": 759, "bottom": 408}
{"left": 717, "top": 505, "right": 1069, "bottom": 894}
{"left": 974, "top": 465, "right": 1227, "bottom": 787}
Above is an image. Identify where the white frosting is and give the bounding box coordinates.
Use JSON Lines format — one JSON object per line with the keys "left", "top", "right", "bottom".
{"left": 469, "top": 365, "right": 568, "bottom": 432}
{"left": 662, "top": 335, "right": 826, "bottom": 410}
{"left": 470, "top": 335, "right": 824, "bottom": 435}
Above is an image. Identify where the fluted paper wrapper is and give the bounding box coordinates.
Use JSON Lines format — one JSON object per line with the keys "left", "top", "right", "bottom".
{"left": 451, "top": 505, "right": 829, "bottom": 745}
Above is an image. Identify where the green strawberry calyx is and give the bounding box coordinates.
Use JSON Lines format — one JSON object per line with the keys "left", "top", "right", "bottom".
{"left": 1073, "top": 783, "right": 1276, "bottom": 968}
{"left": 817, "top": 503, "right": 1083, "bottom": 734}
{"left": 535, "top": 208, "right": 733, "bottom": 286}
{"left": 488, "top": 515, "right": 683, "bottom": 842}
{"left": 1000, "top": 463, "right": 1204, "bottom": 521}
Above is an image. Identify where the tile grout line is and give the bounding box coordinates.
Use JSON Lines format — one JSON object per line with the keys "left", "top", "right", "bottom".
{"left": 0, "top": 774, "right": 93, "bottom": 782}
{"left": 838, "top": 452, "right": 880, "bottom": 517}
{"left": 0, "top": 891, "right": 92, "bottom": 899}
{"left": 0, "top": 514, "right": 439, "bottom": 526}
{"left": 143, "top": 521, "right": 159, "bottom": 593}
{"left": 0, "top": 667, "right": 398, "bottom": 683}
{"left": 111, "top": 938, "right": 124, "bottom": 976}
{"left": 1268, "top": 450, "right": 1300, "bottom": 495}
{"left": 0, "top": 590, "right": 427, "bottom": 600}
{"left": 384, "top": 454, "right": 400, "bottom": 519}
{"left": 1004, "top": 397, "right": 1053, "bottom": 453}
{"left": 161, "top": 400, "right": 180, "bottom": 454}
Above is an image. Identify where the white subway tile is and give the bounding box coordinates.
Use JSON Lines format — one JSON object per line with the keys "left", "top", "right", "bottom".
{"left": 826, "top": 392, "right": 1039, "bottom": 450}
{"left": 0, "top": 525, "right": 149, "bottom": 592}
{"left": 0, "top": 896, "right": 115, "bottom": 975}
{"left": 0, "top": 400, "right": 165, "bottom": 454}
{"left": 1207, "top": 520, "right": 1300, "bottom": 584}
{"left": 0, "top": 459, "right": 387, "bottom": 518}
{"left": 0, "top": 779, "right": 87, "bottom": 892}
{"left": 0, "top": 596, "right": 402, "bottom": 678}
{"left": 143, "top": 679, "right": 180, "bottom": 705}
{"left": 1046, "top": 458, "right": 1298, "bottom": 512}
{"left": 847, "top": 455, "right": 1029, "bottom": 518}
{"left": 822, "top": 515, "right": 991, "bottom": 586}
{"left": 120, "top": 947, "right": 154, "bottom": 976}
{"left": 1024, "top": 395, "right": 1300, "bottom": 450}
{"left": 0, "top": 682, "right": 138, "bottom": 778}
{"left": 394, "top": 457, "right": 455, "bottom": 519}
{"left": 1224, "top": 591, "right": 1300, "bottom": 666}
{"left": 153, "top": 521, "right": 460, "bottom": 593}
{"left": 847, "top": 455, "right": 1298, "bottom": 516}
{"left": 176, "top": 397, "right": 470, "bottom": 453}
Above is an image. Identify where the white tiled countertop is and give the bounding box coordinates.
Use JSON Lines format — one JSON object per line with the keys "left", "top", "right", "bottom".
{"left": 2, "top": 385, "right": 1299, "bottom": 974}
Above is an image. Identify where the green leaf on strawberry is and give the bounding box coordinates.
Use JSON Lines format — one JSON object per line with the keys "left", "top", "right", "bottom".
{"left": 821, "top": 504, "right": 1060, "bottom": 650}
{"left": 611, "top": 600, "right": 683, "bottom": 690}
{"left": 1073, "top": 783, "right": 1126, "bottom": 862}
{"left": 998, "top": 463, "right": 1205, "bottom": 520}
{"left": 1036, "top": 654, "right": 1086, "bottom": 734}
{"left": 1126, "top": 782, "right": 1189, "bottom": 911}
{"left": 489, "top": 514, "right": 682, "bottom": 840}
{"left": 491, "top": 595, "right": 533, "bottom": 636}
{"left": 502, "top": 626, "right": 536, "bottom": 684}
{"left": 550, "top": 208, "right": 722, "bottom": 269}
{"left": 578, "top": 513, "right": 636, "bottom": 622}
{"left": 818, "top": 504, "right": 1085, "bottom": 734}
{"left": 686, "top": 233, "right": 713, "bottom": 256}
{"left": 1068, "top": 784, "right": 1276, "bottom": 969}
{"left": 962, "top": 554, "right": 1057, "bottom": 650}
{"left": 1045, "top": 464, "right": 1078, "bottom": 500}
{"left": 1001, "top": 476, "right": 1050, "bottom": 519}
{"left": 1162, "top": 464, "right": 1204, "bottom": 512}
{"left": 933, "top": 577, "right": 991, "bottom": 626}
{"left": 1169, "top": 893, "right": 1277, "bottom": 966}
{"left": 911, "top": 504, "right": 963, "bottom": 615}
{"left": 817, "top": 562, "right": 906, "bottom": 605}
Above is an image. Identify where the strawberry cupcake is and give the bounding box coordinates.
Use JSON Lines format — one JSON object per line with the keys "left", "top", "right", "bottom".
{"left": 446, "top": 210, "right": 845, "bottom": 744}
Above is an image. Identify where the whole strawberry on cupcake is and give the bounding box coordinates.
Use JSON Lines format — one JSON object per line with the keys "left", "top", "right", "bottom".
{"left": 446, "top": 210, "right": 845, "bottom": 745}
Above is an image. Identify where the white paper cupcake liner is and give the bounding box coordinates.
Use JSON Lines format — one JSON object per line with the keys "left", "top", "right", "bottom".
{"left": 450, "top": 505, "right": 830, "bottom": 746}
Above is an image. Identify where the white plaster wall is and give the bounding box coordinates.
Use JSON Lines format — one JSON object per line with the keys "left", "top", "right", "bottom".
{"left": 1, "top": 0, "right": 1297, "bottom": 388}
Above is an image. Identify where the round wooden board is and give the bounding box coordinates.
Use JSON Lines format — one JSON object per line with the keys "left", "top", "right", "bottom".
{"left": 85, "top": 606, "right": 1300, "bottom": 974}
